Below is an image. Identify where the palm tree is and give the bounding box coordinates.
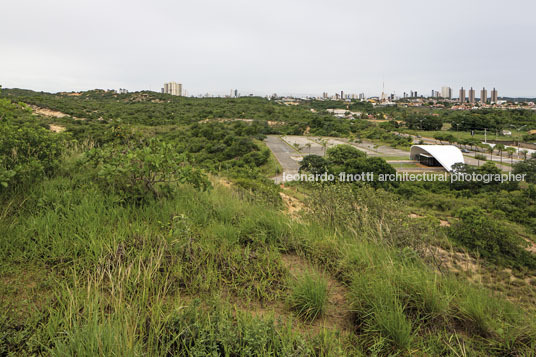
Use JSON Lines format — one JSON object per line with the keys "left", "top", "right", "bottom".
{"left": 495, "top": 144, "right": 505, "bottom": 165}
{"left": 320, "top": 139, "right": 328, "bottom": 156}
{"left": 520, "top": 150, "right": 529, "bottom": 161}
{"left": 487, "top": 145, "right": 495, "bottom": 161}
{"left": 305, "top": 142, "right": 312, "bottom": 154}
{"left": 467, "top": 139, "right": 475, "bottom": 152}
{"left": 506, "top": 147, "right": 516, "bottom": 165}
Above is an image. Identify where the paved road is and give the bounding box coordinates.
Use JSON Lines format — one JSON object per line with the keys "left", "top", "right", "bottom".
{"left": 282, "top": 135, "right": 410, "bottom": 158}
{"left": 463, "top": 156, "right": 512, "bottom": 172}
{"left": 265, "top": 136, "right": 302, "bottom": 183}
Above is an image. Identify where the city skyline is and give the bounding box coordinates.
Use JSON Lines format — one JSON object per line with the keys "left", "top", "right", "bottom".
{"left": 1, "top": 0, "right": 535, "bottom": 97}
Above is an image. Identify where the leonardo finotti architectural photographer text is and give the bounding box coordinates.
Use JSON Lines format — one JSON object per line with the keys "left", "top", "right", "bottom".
{"left": 282, "top": 172, "right": 527, "bottom": 183}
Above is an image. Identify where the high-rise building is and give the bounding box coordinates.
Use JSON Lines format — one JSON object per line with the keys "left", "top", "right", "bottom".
{"left": 163, "top": 82, "right": 182, "bottom": 96}
{"left": 441, "top": 86, "right": 452, "bottom": 99}
{"left": 480, "top": 87, "right": 487, "bottom": 104}
{"left": 381, "top": 91, "right": 387, "bottom": 101}
{"left": 359, "top": 93, "right": 365, "bottom": 100}
{"left": 491, "top": 88, "right": 498, "bottom": 103}
{"left": 459, "top": 87, "right": 466, "bottom": 103}
{"left": 468, "top": 87, "right": 475, "bottom": 103}
{"left": 340, "top": 91, "right": 344, "bottom": 100}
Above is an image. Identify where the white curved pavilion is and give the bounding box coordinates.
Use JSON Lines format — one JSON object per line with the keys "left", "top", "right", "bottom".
{"left": 410, "top": 145, "right": 465, "bottom": 172}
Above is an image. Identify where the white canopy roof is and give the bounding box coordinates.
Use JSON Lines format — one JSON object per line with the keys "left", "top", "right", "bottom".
{"left": 410, "top": 145, "right": 465, "bottom": 172}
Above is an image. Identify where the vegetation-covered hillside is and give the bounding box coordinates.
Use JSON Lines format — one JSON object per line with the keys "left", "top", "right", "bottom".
{"left": 1, "top": 89, "right": 536, "bottom": 355}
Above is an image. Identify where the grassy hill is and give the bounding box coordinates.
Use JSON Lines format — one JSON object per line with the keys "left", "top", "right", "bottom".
{"left": 1, "top": 90, "right": 536, "bottom": 355}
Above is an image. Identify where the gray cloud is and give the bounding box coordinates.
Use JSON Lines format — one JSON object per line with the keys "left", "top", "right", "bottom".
{"left": 1, "top": 0, "right": 535, "bottom": 97}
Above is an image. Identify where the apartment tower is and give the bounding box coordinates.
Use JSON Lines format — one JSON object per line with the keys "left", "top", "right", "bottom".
{"left": 491, "top": 88, "right": 498, "bottom": 103}
{"left": 468, "top": 87, "right": 476, "bottom": 103}
{"left": 480, "top": 87, "right": 487, "bottom": 104}
{"left": 163, "top": 82, "right": 182, "bottom": 96}
{"left": 441, "top": 86, "right": 452, "bottom": 99}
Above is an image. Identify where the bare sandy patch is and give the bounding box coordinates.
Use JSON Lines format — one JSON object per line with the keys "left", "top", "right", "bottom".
{"left": 426, "top": 246, "right": 480, "bottom": 274}
{"left": 30, "top": 105, "right": 86, "bottom": 120}
{"left": 523, "top": 237, "right": 536, "bottom": 254}
{"left": 279, "top": 191, "right": 305, "bottom": 219}
{"left": 31, "top": 105, "right": 67, "bottom": 118}
{"left": 440, "top": 219, "right": 451, "bottom": 227}
{"left": 49, "top": 124, "right": 66, "bottom": 133}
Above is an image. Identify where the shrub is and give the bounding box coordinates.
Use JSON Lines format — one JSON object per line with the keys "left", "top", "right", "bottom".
{"left": 513, "top": 158, "right": 536, "bottom": 183}
{"left": 233, "top": 177, "right": 282, "bottom": 207}
{"left": 288, "top": 272, "right": 328, "bottom": 322}
{"left": 299, "top": 155, "right": 328, "bottom": 175}
{"left": 449, "top": 206, "right": 536, "bottom": 268}
{"left": 84, "top": 139, "right": 211, "bottom": 202}
{"left": 474, "top": 153, "right": 487, "bottom": 161}
{"left": 326, "top": 144, "right": 366, "bottom": 165}
{"left": 0, "top": 118, "right": 64, "bottom": 189}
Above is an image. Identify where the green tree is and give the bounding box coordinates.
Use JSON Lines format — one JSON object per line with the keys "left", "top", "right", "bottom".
{"left": 482, "top": 144, "right": 494, "bottom": 160}
{"left": 506, "top": 147, "right": 516, "bottom": 165}
{"left": 513, "top": 159, "right": 536, "bottom": 184}
{"left": 495, "top": 144, "right": 505, "bottom": 165}
{"left": 326, "top": 144, "right": 366, "bottom": 166}
{"left": 299, "top": 155, "right": 328, "bottom": 175}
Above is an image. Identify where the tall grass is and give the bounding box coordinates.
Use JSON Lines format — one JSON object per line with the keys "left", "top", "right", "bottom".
{"left": 1, "top": 160, "right": 536, "bottom": 355}
{"left": 288, "top": 272, "right": 328, "bottom": 322}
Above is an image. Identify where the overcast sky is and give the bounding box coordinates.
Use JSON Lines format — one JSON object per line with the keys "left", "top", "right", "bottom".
{"left": 1, "top": 0, "right": 535, "bottom": 97}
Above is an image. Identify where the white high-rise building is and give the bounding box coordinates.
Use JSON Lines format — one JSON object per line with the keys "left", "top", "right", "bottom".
{"left": 441, "top": 86, "right": 452, "bottom": 99}
{"left": 163, "top": 82, "right": 182, "bottom": 96}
